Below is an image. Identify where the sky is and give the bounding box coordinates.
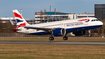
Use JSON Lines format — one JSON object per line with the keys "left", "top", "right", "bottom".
{"left": 0, "top": 0, "right": 105, "bottom": 18}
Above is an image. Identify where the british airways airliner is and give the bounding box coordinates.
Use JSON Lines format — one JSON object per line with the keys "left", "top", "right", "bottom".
{"left": 12, "top": 10, "right": 103, "bottom": 41}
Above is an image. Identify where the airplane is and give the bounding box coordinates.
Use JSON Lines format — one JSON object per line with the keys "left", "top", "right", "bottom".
{"left": 12, "top": 9, "right": 103, "bottom": 41}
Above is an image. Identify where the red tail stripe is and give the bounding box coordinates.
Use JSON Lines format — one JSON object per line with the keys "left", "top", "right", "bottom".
{"left": 12, "top": 23, "right": 26, "bottom": 32}
{"left": 12, "top": 26, "right": 20, "bottom": 32}
{"left": 13, "top": 12, "right": 23, "bottom": 19}
{"left": 78, "top": 19, "right": 89, "bottom": 21}
{"left": 20, "top": 23, "right": 26, "bottom": 26}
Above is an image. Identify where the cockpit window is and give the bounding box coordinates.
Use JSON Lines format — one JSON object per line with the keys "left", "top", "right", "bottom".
{"left": 96, "top": 19, "right": 99, "bottom": 21}
{"left": 91, "top": 19, "right": 99, "bottom": 22}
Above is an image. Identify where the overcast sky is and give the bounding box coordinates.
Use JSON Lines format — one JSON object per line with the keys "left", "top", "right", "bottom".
{"left": 0, "top": 0, "right": 105, "bottom": 18}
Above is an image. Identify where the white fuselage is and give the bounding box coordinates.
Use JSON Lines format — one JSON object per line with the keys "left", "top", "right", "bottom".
{"left": 17, "top": 17, "right": 103, "bottom": 35}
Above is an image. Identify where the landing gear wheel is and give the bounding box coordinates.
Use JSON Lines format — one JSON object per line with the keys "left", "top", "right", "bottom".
{"left": 49, "top": 37, "right": 54, "bottom": 41}
{"left": 63, "top": 36, "right": 68, "bottom": 40}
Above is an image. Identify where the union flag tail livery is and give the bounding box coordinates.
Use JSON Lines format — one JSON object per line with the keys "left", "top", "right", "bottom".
{"left": 13, "top": 10, "right": 29, "bottom": 26}
{"left": 12, "top": 10, "right": 29, "bottom": 32}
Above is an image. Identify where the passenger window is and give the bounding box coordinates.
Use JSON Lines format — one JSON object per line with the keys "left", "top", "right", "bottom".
{"left": 91, "top": 19, "right": 99, "bottom": 22}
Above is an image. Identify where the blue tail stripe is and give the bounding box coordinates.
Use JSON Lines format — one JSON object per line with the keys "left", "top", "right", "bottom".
{"left": 16, "top": 19, "right": 23, "bottom": 23}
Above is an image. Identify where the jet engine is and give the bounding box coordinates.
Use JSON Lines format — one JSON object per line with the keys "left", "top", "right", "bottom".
{"left": 53, "top": 28, "right": 66, "bottom": 36}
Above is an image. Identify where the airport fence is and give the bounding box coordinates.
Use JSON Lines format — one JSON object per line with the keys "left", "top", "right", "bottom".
{"left": 0, "top": 33, "right": 49, "bottom": 37}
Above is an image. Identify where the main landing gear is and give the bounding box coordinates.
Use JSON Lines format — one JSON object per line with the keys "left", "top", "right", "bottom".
{"left": 49, "top": 32, "right": 54, "bottom": 41}
{"left": 49, "top": 30, "right": 68, "bottom": 41}
{"left": 49, "top": 36, "right": 54, "bottom": 41}
{"left": 63, "top": 36, "right": 68, "bottom": 40}
{"left": 49, "top": 35, "right": 68, "bottom": 41}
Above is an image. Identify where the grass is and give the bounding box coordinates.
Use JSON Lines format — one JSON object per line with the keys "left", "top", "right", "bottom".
{"left": 0, "top": 37, "right": 105, "bottom": 42}
{"left": 0, "top": 44, "right": 105, "bottom": 59}
{"left": 0, "top": 37, "right": 105, "bottom": 59}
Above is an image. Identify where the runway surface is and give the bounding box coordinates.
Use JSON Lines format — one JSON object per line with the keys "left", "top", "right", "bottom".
{"left": 0, "top": 41, "right": 105, "bottom": 45}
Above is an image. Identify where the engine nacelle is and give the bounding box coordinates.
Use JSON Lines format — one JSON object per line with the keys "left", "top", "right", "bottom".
{"left": 70, "top": 30, "right": 86, "bottom": 36}
{"left": 53, "top": 28, "right": 66, "bottom": 36}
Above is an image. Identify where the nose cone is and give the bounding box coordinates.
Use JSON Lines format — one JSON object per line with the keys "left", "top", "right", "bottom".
{"left": 99, "top": 21, "right": 103, "bottom": 26}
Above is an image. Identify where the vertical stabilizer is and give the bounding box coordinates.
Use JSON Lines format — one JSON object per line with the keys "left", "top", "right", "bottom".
{"left": 13, "top": 10, "right": 29, "bottom": 26}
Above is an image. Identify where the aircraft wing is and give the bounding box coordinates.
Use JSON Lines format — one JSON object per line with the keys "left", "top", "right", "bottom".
{"left": 24, "top": 26, "right": 59, "bottom": 31}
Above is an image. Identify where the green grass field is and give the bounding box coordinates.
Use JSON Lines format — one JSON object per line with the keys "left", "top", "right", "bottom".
{"left": 0, "top": 37, "right": 105, "bottom": 59}
{"left": 0, "top": 44, "right": 105, "bottom": 59}
{"left": 0, "top": 37, "right": 105, "bottom": 42}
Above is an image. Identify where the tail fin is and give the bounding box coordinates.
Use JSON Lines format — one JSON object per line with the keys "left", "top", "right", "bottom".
{"left": 13, "top": 9, "right": 29, "bottom": 26}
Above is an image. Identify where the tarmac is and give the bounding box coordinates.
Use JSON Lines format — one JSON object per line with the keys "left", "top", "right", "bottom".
{"left": 0, "top": 41, "right": 105, "bottom": 45}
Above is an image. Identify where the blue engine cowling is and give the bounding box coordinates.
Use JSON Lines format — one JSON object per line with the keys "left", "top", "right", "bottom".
{"left": 53, "top": 28, "right": 66, "bottom": 36}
